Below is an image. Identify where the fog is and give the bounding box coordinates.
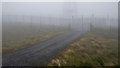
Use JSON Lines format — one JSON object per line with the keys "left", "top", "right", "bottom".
{"left": 3, "top": 2, "right": 118, "bottom": 18}
{"left": 2, "top": 2, "right": 118, "bottom": 30}
{"left": 2, "top": 2, "right": 118, "bottom": 43}
{"left": 2, "top": 2, "right": 118, "bottom": 66}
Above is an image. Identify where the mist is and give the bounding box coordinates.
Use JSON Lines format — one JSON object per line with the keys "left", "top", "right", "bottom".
{"left": 3, "top": 2, "right": 118, "bottom": 18}
{"left": 2, "top": 2, "right": 118, "bottom": 31}
{"left": 2, "top": 2, "right": 118, "bottom": 66}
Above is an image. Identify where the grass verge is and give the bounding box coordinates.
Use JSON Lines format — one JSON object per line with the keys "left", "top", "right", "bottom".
{"left": 48, "top": 28, "right": 118, "bottom": 66}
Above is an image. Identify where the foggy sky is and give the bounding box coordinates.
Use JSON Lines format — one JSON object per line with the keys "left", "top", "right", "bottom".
{"left": 2, "top": 2, "right": 118, "bottom": 19}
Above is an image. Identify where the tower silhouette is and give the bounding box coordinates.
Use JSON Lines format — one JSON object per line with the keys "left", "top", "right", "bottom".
{"left": 62, "top": 2, "right": 78, "bottom": 29}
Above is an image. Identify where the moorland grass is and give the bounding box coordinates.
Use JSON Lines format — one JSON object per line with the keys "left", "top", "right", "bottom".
{"left": 48, "top": 28, "right": 118, "bottom": 66}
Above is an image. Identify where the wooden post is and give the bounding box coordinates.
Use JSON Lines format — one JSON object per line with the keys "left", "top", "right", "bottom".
{"left": 82, "top": 16, "right": 83, "bottom": 33}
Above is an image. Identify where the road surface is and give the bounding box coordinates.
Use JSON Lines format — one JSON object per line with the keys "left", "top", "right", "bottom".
{"left": 3, "top": 31, "right": 84, "bottom": 66}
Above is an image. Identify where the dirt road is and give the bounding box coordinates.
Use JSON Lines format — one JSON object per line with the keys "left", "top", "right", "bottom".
{"left": 3, "top": 31, "right": 84, "bottom": 66}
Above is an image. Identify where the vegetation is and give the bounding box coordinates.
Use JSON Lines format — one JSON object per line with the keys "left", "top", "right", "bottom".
{"left": 48, "top": 28, "right": 118, "bottom": 66}
{"left": 2, "top": 23, "right": 68, "bottom": 54}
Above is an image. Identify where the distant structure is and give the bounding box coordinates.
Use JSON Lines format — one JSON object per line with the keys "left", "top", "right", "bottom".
{"left": 63, "top": 2, "right": 78, "bottom": 18}
{"left": 62, "top": 2, "right": 78, "bottom": 30}
{"left": 107, "top": 15, "right": 111, "bottom": 32}
{"left": 90, "top": 14, "right": 95, "bottom": 32}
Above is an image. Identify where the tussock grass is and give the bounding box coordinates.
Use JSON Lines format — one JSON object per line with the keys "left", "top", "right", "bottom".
{"left": 48, "top": 28, "right": 118, "bottom": 66}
